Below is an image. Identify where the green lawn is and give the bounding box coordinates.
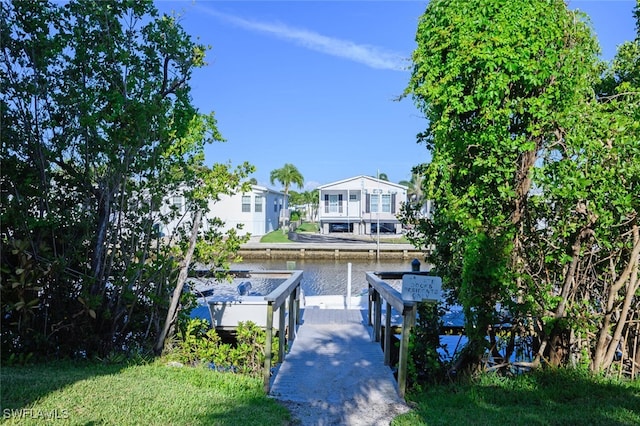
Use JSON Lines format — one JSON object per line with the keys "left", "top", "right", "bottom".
{"left": 259, "top": 229, "right": 291, "bottom": 243}
{"left": 258, "top": 222, "right": 318, "bottom": 242}
{"left": 392, "top": 369, "right": 640, "bottom": 426}
{"left": 2, "top": 360, "right": 638, "bottom": 425}
{"left": 296, "top": 222, "right": 319, "bottom": 232}
{"left": 1, "top": 360, "right": 289, "bottom": 425}
{"left": 259, "top": 222, "right": 409, "bottom": 244}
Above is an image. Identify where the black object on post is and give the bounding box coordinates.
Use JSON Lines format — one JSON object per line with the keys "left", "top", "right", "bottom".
{"left": 411, "top": 258, "right": 420, "bottom": 272}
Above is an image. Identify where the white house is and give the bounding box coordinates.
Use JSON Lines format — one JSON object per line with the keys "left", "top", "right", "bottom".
{"left": 161, "top": 185, "right": 285, "bottom": 238}
{"left": 317, "top": 176, "right": 407, "bottom": 235}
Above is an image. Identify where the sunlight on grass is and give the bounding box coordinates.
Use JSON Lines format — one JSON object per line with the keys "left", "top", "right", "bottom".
{"left": 1, "top": 361, "right": 289, "bottom": 425}
{"left": 392, "top": 370, "right": 640, "bottom": 426}
{"left": 260, "top": 230, "right": 291, "bottom": 243}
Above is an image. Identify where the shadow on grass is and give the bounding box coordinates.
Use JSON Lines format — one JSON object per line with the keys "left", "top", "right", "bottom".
{"left": 397, "top": 369, "right": 640, "bottom": 426}
{"left": 1, "top": 360, "right": 128, "bottom": 412}
{"left": 1, "top": 360, "right": 291, "bottom": 425}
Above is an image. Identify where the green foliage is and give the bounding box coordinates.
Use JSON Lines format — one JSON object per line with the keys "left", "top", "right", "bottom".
{"left": 1, "top": 0, "right": 253, "bottom": 360}
{"left": 270, "top": 163, "right": 304, "bottom": 194}
{"left": 402, "top": 0, "right": 640, "bottom": 376}
{"left": 296, "top": 222, "right": 320, "bottom": 232}
{"left": 407, "top": 302, "right": 449, "bottom": 391}
{"left": 2, "top": 352, "right": 35, "bottom": 367}
{"left": 171, "top": 318, "right": 279, "bottom": 377}
{"left": 174, "top": 318, "right": 223, "bottom": 365}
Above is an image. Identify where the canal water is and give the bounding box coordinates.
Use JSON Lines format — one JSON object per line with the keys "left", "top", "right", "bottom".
{"left": 226, "top": 259, "right": 425, "bottom": 297}
{"left": 189, "top": 259, "right": 427, "bottom": 298}
{"left": 190, "top": 260, "right": 530, "bottom": 365}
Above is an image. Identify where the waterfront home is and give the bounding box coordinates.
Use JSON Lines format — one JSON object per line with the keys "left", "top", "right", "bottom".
{"left": 160, "top": 185, "right": 286, "bottom": 237}
{"left": 317, "top": 176, "right": 407, "bottom": 235}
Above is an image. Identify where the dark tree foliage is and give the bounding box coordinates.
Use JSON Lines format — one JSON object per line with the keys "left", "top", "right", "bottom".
{"left": 1, "top": 0, "right": 252, "bottom": 360}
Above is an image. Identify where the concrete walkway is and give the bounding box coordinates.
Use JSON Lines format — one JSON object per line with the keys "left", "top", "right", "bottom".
{"left": 269, "top": 308, "right": 410, "bottom": 425}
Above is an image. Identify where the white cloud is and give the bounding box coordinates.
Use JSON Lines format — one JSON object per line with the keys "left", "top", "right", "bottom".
{"left": 197, "top": 7, "right": 408, "bottom": 71}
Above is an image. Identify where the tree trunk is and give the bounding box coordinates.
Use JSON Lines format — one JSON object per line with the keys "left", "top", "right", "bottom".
{"left": 90, "top": 188, "right": 112, "bottom": 295}
{"left": 154, "top": 208, "right": 202, "bottom": 355}
{"left": 592, "top": 224, "right": 640, "bottom": 372}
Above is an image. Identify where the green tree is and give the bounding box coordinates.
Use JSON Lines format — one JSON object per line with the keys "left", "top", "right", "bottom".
{"left": 399, "top": 169, "right": 425, "bottom": 203}
{"left": 528, "top": 2, "right": 640, "bottom": 372}
{"left": 0, "top": 0, "right": 252, "bottom": 359}
{"left": 270, "top": 163, "right": 304, "bottom": 228}
{"left": 303, "top": 189, "right": 320, "bottom": 222}
{"left": 289, "top": 189, "right": 320, "bottom": 222}
{"left": 404, "top": 0, "right": 604, "bottom": 373}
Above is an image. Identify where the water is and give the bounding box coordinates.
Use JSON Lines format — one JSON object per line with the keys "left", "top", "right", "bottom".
{"left": 211, "top": 259, "right": 423, "bottom": 297}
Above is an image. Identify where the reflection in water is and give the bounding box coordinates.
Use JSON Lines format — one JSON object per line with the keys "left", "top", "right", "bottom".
{"left": 228, "top": 259, "right": 428, "bottom": 296}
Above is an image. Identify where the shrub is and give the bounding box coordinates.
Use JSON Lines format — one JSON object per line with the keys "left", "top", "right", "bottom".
{"left": 407, "top": 302, "right": 450, "bottom": 391}
{"left": 172, "top": 318, "right": 279, "bottom": 376}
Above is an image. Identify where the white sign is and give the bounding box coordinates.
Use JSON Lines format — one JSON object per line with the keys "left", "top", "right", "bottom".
{"left": 402, "top": 274, "right": 442, "bottom": 302}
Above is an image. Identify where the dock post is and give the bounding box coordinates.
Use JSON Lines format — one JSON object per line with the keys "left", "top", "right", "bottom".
{"left": 384, "top": 301, "right": 392, "bottom": 365}
{"left": 374, "top": 292, "right": 382, "bottom": 342}
{"left": 279, "top": 305, "right": 286, "bottom": 362}
{"left": 264, "top": 302, "right": 274, "bottom": 393}
{"left": 288, "top": 288, "right": 296, "bottom": 342}
{"left": 397, "top": 303, "right": 416, "bottom": 399}
{"left": 347, "top": 263, "right": 352, "bottom": 309}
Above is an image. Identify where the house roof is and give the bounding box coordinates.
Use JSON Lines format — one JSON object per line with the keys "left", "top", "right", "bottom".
{"left": 317, "top": 175, "right": 407, "bottom": 191}
{"left": 251, "top": 185, "right": 284, "bottom": 196}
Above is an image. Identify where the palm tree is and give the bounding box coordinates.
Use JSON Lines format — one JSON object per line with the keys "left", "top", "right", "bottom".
{"left": 399, "top": 169, "right": 425, "bottom": 202}
{"left": 399, "top": 166, "right": 432, "bottom": 217}
{"left": 270, "top": 163, "right": 304, "bottom": 229}
{"left": 303, "top": 189, "right": 319, "bottom": 222}
{"left": 373, "top": 172, "right": 389, "bottom": 181}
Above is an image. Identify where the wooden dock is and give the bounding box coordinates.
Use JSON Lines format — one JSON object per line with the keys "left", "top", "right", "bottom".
{"left": 269, "top": 308, "right": 410, "bottom": 425}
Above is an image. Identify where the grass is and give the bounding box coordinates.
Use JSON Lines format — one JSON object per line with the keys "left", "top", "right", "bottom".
{"left": 392, "top": 369, "right": 640, "bottom": 426}
{"left": 259, "top": 221, "right": 410, "bottom": 243}
{"left": 259, "top": 222, "right": 318, "bottom": 242}
{"left": 259, "top": 229, "right": 291, "bottom": 243}
{"left": 3, "top": 360, "right": 638, "bottom": 425}
{"left": 295, "top": 222, "right": 319, "bottom": 232}
{"left": 1, "top": 360, "right": 290, "bottom": 425}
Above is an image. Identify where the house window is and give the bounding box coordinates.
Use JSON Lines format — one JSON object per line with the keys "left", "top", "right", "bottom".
{"left": 349, "top": 194, "right": 357, "bottom": 201}
{"left": 255, "top": 197, "right": 263, "bottom": 213}
{"left": 242, "top": 196, "right": 251, "bottom": 212}
{"left": 172, "top": 195, "right": 183, "bottom": 212}
{"left": 274, "top": 200, "right": 278, "bottom": 212}
{"left": 369, "top": 193, "right": 394, "bottom": 213}
{"left": 324, "top": 194, "right": 343, "bottom": 213}
{"left": 370, "top": 194, "right": 379, "bottom": 213}
{"left": 381, "top": 194, "right": 391, "bottom": 213}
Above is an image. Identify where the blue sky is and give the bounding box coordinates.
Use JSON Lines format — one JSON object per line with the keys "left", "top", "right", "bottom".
{"left": 154, "top": 1, "right": 637, "bottom": 192}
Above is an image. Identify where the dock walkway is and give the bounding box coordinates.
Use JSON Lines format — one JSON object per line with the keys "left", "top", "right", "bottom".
{"left": 269, "top": 308, "right": 410, "bottom": 425}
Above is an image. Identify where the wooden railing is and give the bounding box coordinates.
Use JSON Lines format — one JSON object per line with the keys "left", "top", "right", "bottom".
{"left": 365, "top": 270, "right": 430, "bottom": 398}
{"left": 260, "top": 270, "right": 303, "bottom": 393}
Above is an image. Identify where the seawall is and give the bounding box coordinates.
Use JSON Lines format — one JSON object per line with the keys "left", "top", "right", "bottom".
{"left": 238, "top": 241, "right": 428, "bottom": 261}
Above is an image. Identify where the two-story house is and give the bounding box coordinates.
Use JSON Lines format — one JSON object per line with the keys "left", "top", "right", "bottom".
{"left": 317, "top": 176, "right": 407, "bottom": 235}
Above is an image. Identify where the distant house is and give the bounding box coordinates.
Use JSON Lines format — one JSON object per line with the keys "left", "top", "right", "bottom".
{"left": 161, "top": 185, "right": 286, "bottom": 238}
{"left": 317, "top": 176, "right": 407, "bottom": 235}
